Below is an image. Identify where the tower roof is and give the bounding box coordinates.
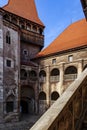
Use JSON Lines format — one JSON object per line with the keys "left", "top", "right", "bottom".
{"left": 37, "top": 19, "right": 87, "bottom": 58}
{"left": 2, "top": 0, "right": 44, "bottom": 26}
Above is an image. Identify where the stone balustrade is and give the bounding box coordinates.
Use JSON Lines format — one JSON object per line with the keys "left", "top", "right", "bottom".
{"left": 30, "top": 68, "right": 87, "bottom": 130}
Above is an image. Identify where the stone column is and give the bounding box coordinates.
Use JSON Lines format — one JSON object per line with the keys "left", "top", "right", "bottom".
{"left": 59, "top": 62, "right": 64, "bottom": 94}
{"left": 46, "top": 65, "right": 50, "bottom": 107}
{"left": 78, "top": 59, "right": 83, "bottom": 77}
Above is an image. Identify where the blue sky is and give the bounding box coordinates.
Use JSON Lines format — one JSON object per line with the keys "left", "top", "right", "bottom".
{"left": 0, "top": 0, "right": 85, "bottom": 48}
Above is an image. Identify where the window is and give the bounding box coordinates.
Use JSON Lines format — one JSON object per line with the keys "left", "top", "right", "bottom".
{"left": 23, "top": 49, "right": 28, "bottom": 56}
{"left": 6, "top": 101, "right": 14, "bottom": 113}
{"left": 6, "top": 59, "right": 11, "bottom": 67}
{"left": 52, "top": 59, "right": 56, "bottom": 64}
{"left": 6, "top": 31, "right": 11, "bottom": 44}
{"left": 68, "top": 55, "right": 73, "bottom": 62}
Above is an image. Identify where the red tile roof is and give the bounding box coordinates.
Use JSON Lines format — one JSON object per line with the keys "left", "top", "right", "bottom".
{"left": 37, "top": 19, "right": 87, "bottom": 58}
{"left": 3, "top": 0, "right": 44, "bottom": 26}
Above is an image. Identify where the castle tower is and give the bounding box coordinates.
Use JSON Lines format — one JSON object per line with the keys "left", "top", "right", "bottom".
{"left": 0, "top": 0, "right": 44, "bottom": 122}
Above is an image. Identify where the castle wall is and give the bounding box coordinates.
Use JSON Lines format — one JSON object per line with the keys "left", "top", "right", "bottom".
{"left": 38, "top": 48, "right": 87, "bottom": 113}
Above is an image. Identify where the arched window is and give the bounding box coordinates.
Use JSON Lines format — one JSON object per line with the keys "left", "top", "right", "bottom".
{"left": 50, "top": 68, "right": 60, "bottom": 82}
{"left": 39, "top": 91, "right": 46, "bottom": 100}
{"left": 39, "top": 70, "right": 46, "bottom": 77}
{"left": 20, "top": 69, "right": 27, "bottom": 80}
{"left": 39, "top": 70, "right": 46, "bottom": 82}
{"left": 29, "top": 70, "right": 37, "bottom": 81}
{"left": 6, "top": 31, "right": 11, "bottom": 44}
{"left": 51, "top": 91, "right": 59, "bottom": 100}
{"left": 65, "top": 66, "right": 77, "bottom": 74}
{"left": 6, "top": 95, "right": 14, "bottom": 113}
{"left": 64, "top": 66, "right": 77, "bottom": 81}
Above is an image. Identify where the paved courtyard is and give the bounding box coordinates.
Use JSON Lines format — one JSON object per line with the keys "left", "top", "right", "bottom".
{"left": 0, "top": 114, "right": 41, "bottom": 130}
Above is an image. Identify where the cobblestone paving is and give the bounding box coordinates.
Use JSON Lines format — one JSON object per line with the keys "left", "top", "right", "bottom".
{"left": 0, "top": 114, "right": 41, "bottom": 130}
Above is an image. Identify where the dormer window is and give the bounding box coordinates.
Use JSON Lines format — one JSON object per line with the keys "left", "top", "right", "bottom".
{"left": 6, "top": 31, "right": 11, "bottom": 44}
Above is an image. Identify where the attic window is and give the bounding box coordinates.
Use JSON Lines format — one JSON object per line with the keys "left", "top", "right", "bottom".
{"left": 68, "top": 55, "right": 73, "bottom": 62}
{"left": 52, "top": 59, "right": 56, "bottom": 64}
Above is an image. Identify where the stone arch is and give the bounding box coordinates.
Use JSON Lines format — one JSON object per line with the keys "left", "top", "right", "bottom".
{"left": 29, "top": 70, "right": 37, "bottom": 81}
{"left": 39, "top": 70, "right": 46, "bottom": 82}
{"left": 64, "top": 66, "right": 77, "bottom": 81}
{"left": 51, "top": 91, "right": 59, "bottom": 100}
{"left": 39, "top": 91, "right": 46, "bottom": 100}
{"left": 50, "top": 68, "right": 60, "bottom": 82}
{"left": 21, "top": 86, "right": 35, "bottom": 114}
{"left": 83, "top": 64, "right": 87, "bottom": 70}
{"left": 50, "top": 68, "right": 60, "bottom": 76}
{"left": 39, "top": 70, "right": 46, "bottom": 77}
{"left": 20, "top": 69, "right": 27, "bottom": 80}
{"left": 6, "top": 94, "right": 15, "bottom": 113}
{"left": 65, "top": 66, "right": 77, "bottom": 74}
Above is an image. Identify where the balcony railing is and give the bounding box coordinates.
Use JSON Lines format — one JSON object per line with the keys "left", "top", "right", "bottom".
{"left": 20, "top": 29, "right": 44, "bottom": 47}
{"left": 39, "top": 77, "right": 46, "bottom": 83}
{"left": 50, "top": 76, "right": 59, "bottom": 82}
{"left": 64, "top": 74, "right": 77, "bottom": 81}
{"left": 30, "top": 69, "right": 87, "bottom": 130}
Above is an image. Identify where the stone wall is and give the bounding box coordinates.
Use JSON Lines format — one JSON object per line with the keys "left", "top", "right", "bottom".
{"left": 38, "top": 48, "right": 87, "bottom": 113}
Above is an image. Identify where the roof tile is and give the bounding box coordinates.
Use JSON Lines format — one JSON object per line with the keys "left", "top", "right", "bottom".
{"left": 38, "top": 19, "right": 87, "bottom": 57}
{"left": 3, "top": 0, "right": 44, "bottom": 26}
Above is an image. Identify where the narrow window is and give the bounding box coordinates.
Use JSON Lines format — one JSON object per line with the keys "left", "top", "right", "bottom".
{"left": 68, "top": 55, "right": 73, "bottom": 62}
{"left": 52, "top": 59, "right": 56, "bottom": 64}
{"left": 6, "top": 59, "right": 11, "bottom": 67}
{"left": 23, "top": 49, "right": 28, "bottom": 56}
{"left": 6, "top": 31, "right": 11, "bottom": 44}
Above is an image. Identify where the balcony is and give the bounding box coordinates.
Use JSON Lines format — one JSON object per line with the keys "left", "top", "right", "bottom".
{"left": 20, "top": 29, "right": 44, "bottom": 47}
{"left": 30, "top": 69, "right": 87, "bottom": 130}
{"left": 50, "top": 76, "right": 59, "bottom": 82}
{"left": 64, "top": 74, "right": 77, "bottom": 81}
